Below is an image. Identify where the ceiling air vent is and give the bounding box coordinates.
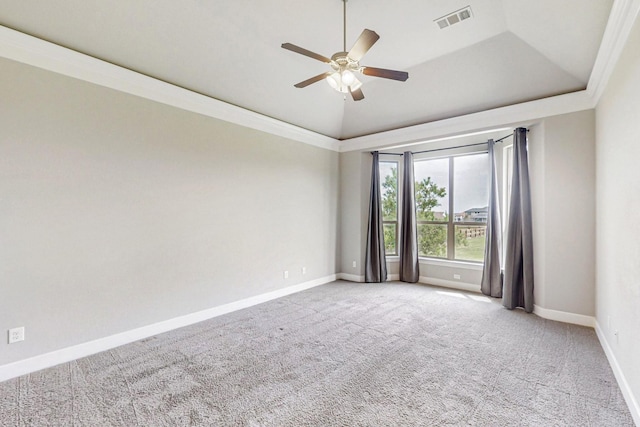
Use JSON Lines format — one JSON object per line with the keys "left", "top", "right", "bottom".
{"left": 435, "top": 6, "right": 473, "bottom": 29}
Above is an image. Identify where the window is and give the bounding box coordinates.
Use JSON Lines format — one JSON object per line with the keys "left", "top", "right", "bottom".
{"left": 414, "top": 152, "right": 489, "bottom": 262}
{"left": 453, "top": 154, "right": 490, "bottom": 262}
{"left": 379, "top": 161, "right": 398, "bottom": 256}
{"left": 414, "top": 158, "right": 449, "bottom": 258}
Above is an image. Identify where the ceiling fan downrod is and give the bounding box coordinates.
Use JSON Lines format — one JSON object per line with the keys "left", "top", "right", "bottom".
{"left": 343, "top": 0, "right": 347, "bottom": 52}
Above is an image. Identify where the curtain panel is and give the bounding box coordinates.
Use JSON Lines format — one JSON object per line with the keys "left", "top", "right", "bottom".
{"left": 481, "top": 139, "right": 503, "bottom": 297}
{"left": 503, "top": 128, "right": 534, "bottom": 312}
{"left": 365, "top": 151, "right": 387, "bottom": 283}
{"left": 399, "top": 151, "right": 420, "bottom": 282}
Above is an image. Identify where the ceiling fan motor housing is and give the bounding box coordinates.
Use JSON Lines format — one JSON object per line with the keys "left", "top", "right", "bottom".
{"left": 330, "top": 52, "right": 360, "bottom": 71}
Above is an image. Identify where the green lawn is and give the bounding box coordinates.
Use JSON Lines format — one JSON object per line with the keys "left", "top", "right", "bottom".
{"left": 455, "top": 235, "right": 485, "bottom": 262}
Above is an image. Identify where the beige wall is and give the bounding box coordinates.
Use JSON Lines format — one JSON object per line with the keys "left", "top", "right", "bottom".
{"left": 528, "top": 110, "right": 596, "bottom": 316}
{"left": 0, "top": 58, "right": 339, "bottom": 365}
{"left": 595, "top": 15, "right": 640, "bottom": 414}
{"left": 339, "top": 151, "right": 370, "bottom": 277}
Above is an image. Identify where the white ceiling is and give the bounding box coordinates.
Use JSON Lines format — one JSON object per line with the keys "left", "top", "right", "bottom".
{"left": 0, "top": 0, "right": 614, "bottom": 140}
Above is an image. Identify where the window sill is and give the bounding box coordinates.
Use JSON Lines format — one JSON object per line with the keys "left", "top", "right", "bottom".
{"left": 418, "top": 258, "right": 483, "bottom": 271}
{"left": 385, "top": 256, "right": 483, "bottom": 271}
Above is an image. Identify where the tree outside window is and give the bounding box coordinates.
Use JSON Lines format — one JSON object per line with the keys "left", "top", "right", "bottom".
{"left": 380, "top": 162, "right": 398, "bottom": 256}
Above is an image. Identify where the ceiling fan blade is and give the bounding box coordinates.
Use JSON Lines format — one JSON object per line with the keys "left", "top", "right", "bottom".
{"left": 282, "top": 43, "right": 331, "bottom": 63}
{"left": 348, "top": 29, "right": 380, "bottom": 61}
{"left": 294, "top": 72, "right": 331, "bottom": 88}
{"left": 350, "top": 86, "right": 365, "bottom": 101}
{"left": 362, "top": 67, "right": 409, "bottom": 81}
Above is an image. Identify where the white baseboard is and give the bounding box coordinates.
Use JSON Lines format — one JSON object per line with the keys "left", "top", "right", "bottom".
{"left": 337, "top": 273, "right": 481, "bottom": 293}
{"left": 337, "top": 273, "right": 364, "bottom": 282}
{"left": 595, "top": 321, "right": 640, "bottom": 426}
{"left": 533, "top": 305, "right": 596, "bottom": 328}
{"left": 0, "top": 274, "right": 336, "bottom": 383}
{"left": 419, "top": 277, "right": 481, "bottom": 294}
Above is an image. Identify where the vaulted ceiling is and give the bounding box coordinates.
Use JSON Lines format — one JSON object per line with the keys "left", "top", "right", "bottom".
{"left": 0, "top": 0, "right": 614, "bottom": 139}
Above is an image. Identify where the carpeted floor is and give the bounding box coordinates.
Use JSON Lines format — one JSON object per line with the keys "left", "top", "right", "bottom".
{"left": 0, "top": 281, "right": 634, "bottom": 426}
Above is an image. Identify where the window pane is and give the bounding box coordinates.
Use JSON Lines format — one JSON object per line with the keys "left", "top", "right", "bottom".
{"left": 383, "top": 223, "right": 397, "bottom": 256}
{"left": 379, "top": 162, "right": 398, "bottom": 221}
{"left": 455, "top": 225, "right": 486, "bottom": 262}
{"left": 454, "top": 153, "right": 489, "bottom": 223}
{"left": 417, "top": 224, "right": 448, "bottom": 258}
{"left": 414, "top": 158, "right": 449, "bottom": 222}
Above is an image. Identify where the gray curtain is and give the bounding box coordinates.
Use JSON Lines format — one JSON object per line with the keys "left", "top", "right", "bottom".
{"left": 503, "top": 128, "right": 534, "bottom": 312}
{"left": 399, "top": 151, "right": 419, "bottom": 282}
{"left": 481, "top": 140, "right": 503, "bottom": 297}
{"left": 365, "top": 151, "right": 387, "bottom": 283}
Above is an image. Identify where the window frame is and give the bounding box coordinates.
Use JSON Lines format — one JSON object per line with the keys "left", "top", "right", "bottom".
{"left": 413, "top": 146, "right": 489, "bottom": 263}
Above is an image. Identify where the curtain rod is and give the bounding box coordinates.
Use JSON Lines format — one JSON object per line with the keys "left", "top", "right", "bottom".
{"left": 370, "top": 130, "right": 525, "bottom": 156}
{"left": 412, "top": 140, "right": 489, "bottom": 156}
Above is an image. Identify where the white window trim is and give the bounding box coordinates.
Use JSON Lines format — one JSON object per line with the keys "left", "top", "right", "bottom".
{"left": 387, "top": 255, "right": 483, "bottom": 271}
{"left": 418, "top": 257, "right": 484, "bottom": 271}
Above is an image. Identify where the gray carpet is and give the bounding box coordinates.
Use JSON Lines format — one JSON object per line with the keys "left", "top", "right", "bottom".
{"left": 0, "top": 281, "right": 634, "bottom": 426}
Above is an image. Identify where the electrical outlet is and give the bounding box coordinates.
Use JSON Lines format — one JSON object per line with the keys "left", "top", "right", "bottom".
{"left": 453, "top": 274, "right": 461, "bottom": 280}
{"left": 283, "top": 270, "right": 289, "bottom": 279}
{"left": 352, "top": 261, "right": 357, "bottom": 268}
{"left": 8, "top": 327, "right": 25, "bottom": 344}
{"left": 302, "top": 267, "right": 306, "bottom": 275}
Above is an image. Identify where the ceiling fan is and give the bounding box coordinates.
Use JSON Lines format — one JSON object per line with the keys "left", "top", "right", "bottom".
{"left": 281, "top": 0, "right": 409, "bottom": 101}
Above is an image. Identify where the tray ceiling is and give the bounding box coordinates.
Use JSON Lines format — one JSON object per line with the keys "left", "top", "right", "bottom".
{"left": 0, "top": 0, "right": 614, "bottom": 139}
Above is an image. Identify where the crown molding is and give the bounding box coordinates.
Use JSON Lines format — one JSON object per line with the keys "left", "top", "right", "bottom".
{"left": 587, "top": 0, "right": 640, "bottom": 104}
{"left": 2, "top": 0, "right": 638, "bottom": 155}
{"left": 338, "top": 90, "right": 594, "bottom": 152}
{"left": 0, "top": 25, "right": 341, "bottom": 152}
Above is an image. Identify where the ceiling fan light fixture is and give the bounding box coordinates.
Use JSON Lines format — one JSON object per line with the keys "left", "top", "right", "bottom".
{"left": 326, "top": 72, "right": 342, "bottom": 91}
{"left": 341, "top": 69, "right": 356, "bottom": 86}
{"left": 326, "top": 71, "right": 362, "bottom": 93}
